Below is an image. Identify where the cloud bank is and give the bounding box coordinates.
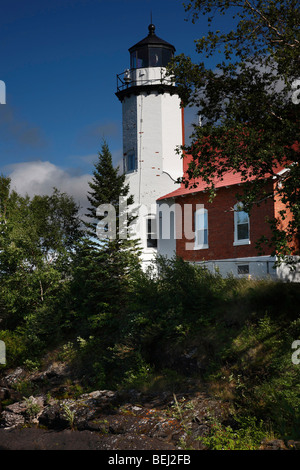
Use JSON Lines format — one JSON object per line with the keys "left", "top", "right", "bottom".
{"left": 7, "top": 160, "right": 90, "bottom": 216}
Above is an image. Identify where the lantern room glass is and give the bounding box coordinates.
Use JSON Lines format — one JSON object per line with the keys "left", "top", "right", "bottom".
{"left": 130, "top": 46, "right": 173, "bottom": 70}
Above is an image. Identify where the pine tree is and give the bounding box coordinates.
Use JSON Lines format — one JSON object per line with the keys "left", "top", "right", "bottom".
{"left": 71, "top": 141, "right": 141, "bottom": 340}
{"left": 84, "top": 140, "right": 138, "bottom": 250}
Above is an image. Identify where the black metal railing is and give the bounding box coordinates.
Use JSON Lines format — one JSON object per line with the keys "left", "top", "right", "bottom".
{"left": 116, "top": 69, "right": 175, "bottom": 93}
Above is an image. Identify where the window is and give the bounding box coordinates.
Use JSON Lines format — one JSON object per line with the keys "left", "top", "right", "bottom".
{"left": 130, "top": 46, "right": 173, "bottom": 69}
{"left": 237, "top": 264, "right": 249, "bottom": 275}
{"left": 234, "top": 203, "right": 250, "bottom": 245}
{"left": 162, "top": 48, "right": 173, "bottom": 67}
{"left": 147, "top": 216, "right": 157, "bottom": 248}
{"left": 149, "top": 47, "right": 163, "bottom": 67}
{"left": 130, "top": 51, "right": 137, "bottom": 69}
{"left": 194, "top": 208, "right": 208, "bottom": 249}
{"left": 137, "top": 48, "right": 148, "bottom": 68}
{"left": 124, "top": 152, "right": 136, "bottom": 173}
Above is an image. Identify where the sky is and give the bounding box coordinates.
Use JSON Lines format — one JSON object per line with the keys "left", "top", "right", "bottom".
{"left": 0, "top": 0, "right": 234, "bottom": 214}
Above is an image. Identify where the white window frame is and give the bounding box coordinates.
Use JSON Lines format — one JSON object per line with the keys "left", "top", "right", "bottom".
{"left": 194, "top": 208, "right": 208, "bottom": 250}
{"left": 233, "top": 202, "right": 250, "bottom": 246}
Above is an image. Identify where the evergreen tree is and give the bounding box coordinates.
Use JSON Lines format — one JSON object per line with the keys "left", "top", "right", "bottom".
{"left": 70, "top": 141, "right": 141, "bottom": 341}
{"left": 84, "top": 140, "right": 137, "bottom": 248}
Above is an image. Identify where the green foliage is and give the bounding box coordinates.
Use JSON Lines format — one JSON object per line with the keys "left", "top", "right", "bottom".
{"left": 0, "top": 176, "right": 82, "bottom": 364}
{"left": 198, "top": 415, "right": 267, "bottom": 450}
{"left": 61, "top": 403, "right": 76, "bottom": 430}
{"left": 84, "top": 140, "right": 138, "bottom": 248}
{"left": 68, "top": 141, "right": 141, "bottom": 339}
{"left": 125, "top": 256, "right": 232, "bottom": 364}
{"left": 0, "top": 330, "right": 27, "bottom": 367}
{"left": 120, "top": 353, "right": 154, "bottom": 391}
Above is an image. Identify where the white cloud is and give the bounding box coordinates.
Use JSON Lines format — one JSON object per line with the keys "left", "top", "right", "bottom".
{"left": 6, "top": 151, "right": 126, "bottom": 218}
{"left": 7, "top": 160, "right": 90, "bottom": 215}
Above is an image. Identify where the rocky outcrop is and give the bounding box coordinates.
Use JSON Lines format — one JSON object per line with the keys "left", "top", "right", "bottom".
{"left": 1, "top": 365, "right": 299, "bottom": 450}
{"left": 0, "top": 386, "right": 218, "bottom": 450}
{"left": 0, "top": 365, "right": 229, "bottom": 450}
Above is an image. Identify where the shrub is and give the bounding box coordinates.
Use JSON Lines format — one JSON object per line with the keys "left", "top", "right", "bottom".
{"left": 198, "top": 416, "right": 267, "bottom": 450}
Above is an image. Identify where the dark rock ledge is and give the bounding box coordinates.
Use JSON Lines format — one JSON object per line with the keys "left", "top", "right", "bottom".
{"left": 0, "top": 365, "right": 299, "bottom": 451}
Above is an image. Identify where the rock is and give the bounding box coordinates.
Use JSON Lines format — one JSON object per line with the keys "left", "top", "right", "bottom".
{"left": 260, "top": 439, "right": 288, "bottom": 450}
{"left": 2, "top": 367, "right": 26, "bottom": 387}
{"left": 39, "top": 403, "right": 71, "bottom": 430}
{"left": 4, "top": 400, "right": 28, "bottom": 415}
{"left": 30, "top": 362, "right": 71, "bottom": 387}
{"left": 0, "top": 411, "right": 25, "bottom": 429}
{"left": 0, "top": 388, "right": 10, "bottom": 401}
{"left": 287, "top": 440, "right": 300, "bottom": 450}
{"left": 3, "top": 367, "right": 290, "bottom": 451}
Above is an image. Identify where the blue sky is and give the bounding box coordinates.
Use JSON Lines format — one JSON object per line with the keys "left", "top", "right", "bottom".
{"left": 0, "top": 0, "right": 233, "bottom": 211}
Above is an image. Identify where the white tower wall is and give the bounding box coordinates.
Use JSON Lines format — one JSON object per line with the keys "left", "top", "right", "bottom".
{"left": 121, "top": 88, "right": 183, "bottom": 265}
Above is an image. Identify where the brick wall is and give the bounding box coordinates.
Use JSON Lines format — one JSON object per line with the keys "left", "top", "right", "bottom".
{"left": 274, "top": 181, "right": 299, "bottom": 253}
{"left": 175, "top": 182, "right": 276, "bottom": 261}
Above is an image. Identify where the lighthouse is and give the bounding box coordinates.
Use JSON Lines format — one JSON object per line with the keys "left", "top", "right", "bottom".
{"left": 116, "top": 24, "right": 184, "bottom": 266}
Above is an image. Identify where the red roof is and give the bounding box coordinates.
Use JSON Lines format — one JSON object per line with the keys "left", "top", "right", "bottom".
{"left": 157, "top": 171, "right": 254, "bottom": 200}
{"left": 157, "top": 154, "right": 287, "bottom": 201}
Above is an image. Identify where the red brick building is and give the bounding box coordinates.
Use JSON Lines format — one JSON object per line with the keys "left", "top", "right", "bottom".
{"left": 157, "top": 155, "right": 299, "bottom": 281}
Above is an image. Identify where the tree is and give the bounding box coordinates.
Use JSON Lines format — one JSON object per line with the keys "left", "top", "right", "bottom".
{"left": 70, "top": 141, "right": 140, "bottom": 339}
{"left": 84, "top": 139, "right": 140, "bottom": 285}
{"left": 85, "top": 140, "right": 137, "bottom": 245}
{"left": 168, "top": 0, "right": 300, "bottom": 265}
{"left": 0, "top": 175, "right": 83, "bottom": 335}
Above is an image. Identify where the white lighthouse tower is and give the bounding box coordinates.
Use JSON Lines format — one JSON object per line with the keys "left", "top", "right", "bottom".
{"left": 116, "top": 24, "right": 184, "bottom": 266}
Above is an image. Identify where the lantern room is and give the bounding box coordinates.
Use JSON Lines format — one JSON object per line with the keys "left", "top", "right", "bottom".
{"left": 129, "top": 24, "right": 175, "bottom": 69}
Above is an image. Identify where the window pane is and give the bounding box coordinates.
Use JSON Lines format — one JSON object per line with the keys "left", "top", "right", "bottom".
{"left": 130, "top": 52, "right": 137, "bottom": 69}
{"left": 238, "top": 265, "right": 249, "bottom": 275}
{"left": 162, "top": 48, "right": 173, "bottom": 66}
{"left": 137, "top": 47, "right": 148, "bottom": 68}
{"left": 195, "top": 209, "right": 208, "bottom": 247}
{"left": 147, "top": 217, "right": 157, "bottom": 248}
{"left": 196, "top": 211, "right": 207, "bottom": 228}
{"left": 237, "top": 223, "right": 249, "bottom": 240}
{"left": 149, "top": 47, "right": 162, "bottom": 67}
{"left": 147, "top": 238, "right": 157, "bottom": 248}
{"left": 237, "top": 210, "right": 249, "bottom": 224}
{"left": 196, "top": 229, "right": 208, "bottom": 246}
{"left": 127, "top": 153, "right": 136, "bottom": 172}
{"left": 204, "top": 228, "right": 208, "bottom": 245}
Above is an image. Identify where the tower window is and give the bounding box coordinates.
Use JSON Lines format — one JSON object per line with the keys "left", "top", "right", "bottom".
{"left": 162, "top": 48, "right": 173, "bottom": 66}
{"left": 124, "top": 152, "right": 137, "bottom": 173}
{"left": 149, "top": 47, "right": 162, "bottom": 67}
{"left": 147, "top": 216, "right": 157, "bottom": 248}
{"left": 130, "top": 46, "right": 174, "bottom": 69}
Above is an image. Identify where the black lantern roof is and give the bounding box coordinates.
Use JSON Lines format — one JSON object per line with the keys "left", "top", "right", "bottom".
{"left": 129, "top": 24, "right": 176, "bottom": 54}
